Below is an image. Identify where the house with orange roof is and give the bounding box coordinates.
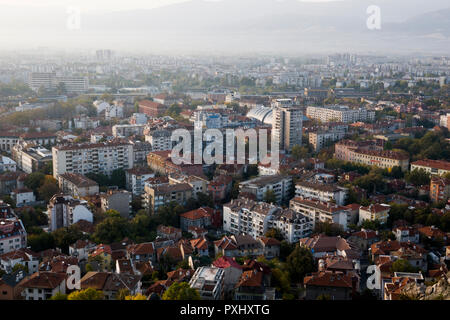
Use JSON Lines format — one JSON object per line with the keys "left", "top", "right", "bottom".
{"left": 234, "top": 270, "right": 266, "bottom": 300}
{"left": 304, "top": 270, "right": 355, "bottom": 300}
{"left": 179, "top": 207, "right": 213, "bottom": 231}
{"left": 212, "top": 256, "right": 243, "bottom": 294}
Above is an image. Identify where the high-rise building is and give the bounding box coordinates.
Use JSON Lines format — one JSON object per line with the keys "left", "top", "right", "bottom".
{"left": 272, "top": 104, "right": 303, "bottom": 153}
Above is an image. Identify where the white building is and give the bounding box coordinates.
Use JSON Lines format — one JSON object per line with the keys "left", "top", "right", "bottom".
{"left": 189, "top": 267, "right": 225, "bottom": 300}
{"left": 52, "top": 141, "right": 133, "bottom": 179}
{"left": 11, "top": 189, "right": 36, "bottom": 207}
{"left": 295, "top": 181, "right": 348, "bottom": 206}
{"left": 290, "top": 197, "right": 353, "bottom": 231}
{"left": 223, "top": 198, "right": 313, "bottom": 243}
{"left": 306, "top": 105, "right": 375, "bottom": 123}
{"left": 145, "top": 130, "right": 172, "bottom": 151}
{"left": 0, "top": 156, "right": 16, "bottom": 172}
{"left": 47, "top": 195, "right": 94, "bottom": 232}
{"left": 272, "top": 105, "right": 303, "bottom": 152}
{"left": 358, "top": 204, "right": 390, "bottom": 225}
{"left": 309, "top": 131, "right": 347, "bottom": 152}
{"left": 112, "top": 124, "right": 146, "bottom": 137}
{"left": 239, "top": 175, "right": 292, "bottom": 204}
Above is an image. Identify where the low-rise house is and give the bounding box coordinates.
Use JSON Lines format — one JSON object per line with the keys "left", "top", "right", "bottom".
{"left": 418, "top": 226, "right": 448, "bottom": 243}
{"left": 126, "top": 242, "right": 156, "bottom": 263}
{"left": 69, "top": 239, "right": 96, "bottom": 261}
{"left": 89, "top": 244, "right": 113, "bottom": 272}
{"left": 257, "top": 237, "right": 281, "bottom": 259}
{"left": 348, "top": 229, "right": 379, "bottom": 251}
{"left": 208, "top": 175, "right": 233, "bottom": 203}
{"left": 19, "top": 271, "right": 66, "bottom": 300}
{"left": 11, "top": 188, "right": 36, "bottom": 207}
{"left": 80, "top": 272, "right": 142, "bottom": 300}
{"left": 179, "top": 207, "right": 213, "bottom": 232}
{"left": 0, "top": 248, "right": 39, "bottom": 274}
{"left": 300, "top": 235, "right": 361, "bottom": 260}
{"left": 39, "top": 255, "right": 78, "bottom": 273}
{"left": 383, "top": 272, "right": 425, "bottom": 300}
{"left": 394, "top": 226, "right": 420, "bottom": 243}
{"left": 157, "top": 225, "right": 182, "bottom": 241}
{"left": 234, "top": 270, "right": 267, "bottom": 300}
{"left": 212, "top": 256, "right": 243, "bottom": 294}
{"left": 0, "top": 270, "right": 28, "bottom": 300}
{"left": 190, "top": 237, "right": 209, "bottom": 257}
{"left": 304, "top": 271, "right": 354, "bottom": 300}
{"left": 214, "top": 236, "right": 239, "bottom": 258}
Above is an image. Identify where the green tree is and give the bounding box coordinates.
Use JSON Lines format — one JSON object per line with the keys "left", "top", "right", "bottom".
{"left": 291, "top": 145, "right": 308, "bottom": 160}
{"left": 405, "top": 169, "right": 431, "bottom": 186}
{"left": 286, "top": 245, "right": 315, "bottom": 283}
{"left": 162, "top": 282, "right": 201, "bottom": 300}
{"left": 391, "top": 259, "right": 419, "bottom": 273}
{"left": 49, "top": 292, "right": 68, "bottom": 300}
{"left": 116, "top": 288, "right": 131, "bottom": 300}
{"left": 68, "top": 288, "right": 104, "bottom": 300}
{"left": 263, "top": 189, "right": 277, "bottom": 204}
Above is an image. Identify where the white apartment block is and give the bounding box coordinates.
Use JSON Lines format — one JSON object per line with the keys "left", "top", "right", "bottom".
{"left": 295, "top": 181, "right": 348, "bottom": 206}
{"left": 52, "top": 141, "right": 133, "bottom": 178}
{"left": 272, "top": 106, "right": 303, "bottom": 152}
{"left": 145, "top": 130, "right": 172, "bottom": 151}
{"left": 223, "top": 198, "right": 313, "bottom": 243}
{"left": 358, "top": 204, "right": 390, "bottom": 225}
{"left": 189, "top": 266, "right": 225, "bottom": 300}
{"left": 309, "top": 131, "right": 347, "bottom": 152}
{"left": 306, "top": 105, "right": 375, "bottom": 123}
{"left": 290, "top": 197, "right": 352, "bottom": 231}
{"left": 239, "top": 175, "right": 293, "bottom": 204}
{"left": 112, "top": 124, "right": 146, "bottom": 137}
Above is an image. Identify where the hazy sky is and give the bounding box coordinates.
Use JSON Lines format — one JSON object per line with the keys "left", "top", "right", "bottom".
{"left": 0, "top": 0, "right": 340, "bottom": 13}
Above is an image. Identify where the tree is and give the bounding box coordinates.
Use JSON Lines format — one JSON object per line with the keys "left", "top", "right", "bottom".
{"left": 68, "top": 288, "right": 104, "bottom": 300}
{"left": 286, "top": 245, "right": 315, "bottom": 283}
{"left": 291, "top": 145, "right": 308, "bottom": 160}
{"left": 92, "top": 215, "right": 130, "bottom": 244}
{"left": 24, "top": 172, "right": 45, "bottom": 191}
{"left": 265, "top": 228, "right": 284, "bottom": 241}
{"left": 49, "top": 292, "right": 68, "bottom": 300}
{"left": 116, "top": 288, "right": 131, "bottom": 300}
{"left": 37, "top": 176, "right": 60, "bottom": 202}
{"left": 263, "top": 189, "right": 277, "bottom": 204}
{"left": 162, "top": 282, "right": 201, "bottom": 300}
{"left": 125, "top": 293, "right": 147, "bottom": 300}
{"left": 391, "top": 259, "right": 419, "bottom": 273}
{"left": 405, "top": 169, "right": 431, "bottom": 186}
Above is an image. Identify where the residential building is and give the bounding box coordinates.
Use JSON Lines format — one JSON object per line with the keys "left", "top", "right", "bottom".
{"left": 125, "top": 167, "right": 155, "bottom": 196}
{"left": 290, "top": 197, "right": 352, "bottom": 231}
{"left": 410, "top": 159, "right": 450, "bottom": 176}
{"left": 11, "top": 188, "right": 36, "bottom": 207}
{"left": 304, "top": 271, "right": 354, "bottom": 300}
{"left": 239, "top": 175, "right": 292, "bottom": 204}
{"left": 145, "top": 130, "right": 172, "bottom": 151}
{"left": 358, "top": 204, "right": 390, "bottom": 225}
{"left": 47, "top": 195, "right": 94, "bottom": 232}
{"left": 58, "top": 173, "right": 99, "bottom": 198}
{"left": 80, "top": 272, "right": 142, "bottom": 300}
{"left": 189, "top": 266, "right": 225, "bottom": 300}
{"left": 112, "top": 124, "right": 146, "bottom": 137}
{"left": 295, "top": 181, "right": 348, "bottom": 206}
{"left": 52, "top": 140, "right": 133, "bottom": 179}
{"left": 212, "top": 256, "right": 243, "bottom": 293}
{"left": 0, "top": 217, "right": 27, "bottom": 255}
{"left": 143, "top": 183, "right": 193, "bottom": 213}
{"left": 306, "top": 105, "right": 375, "bottom": 123}
{"left": 0, "top": 156, "right": 16, "bottom": 173}
{"left": 272, "top": 105, "right": 303, "bottom": 152}
{"left": 11, "top": 144, "right": 52, "bottom": 174}
{"left": 309, "top": 131, "right": 346, "bottom": 152}
{"left": 179, "top": 207, "right": 213, "bottom": 232}
{"left": 100, "top": 190, "right": 132, "bottom": 218}
{"left": 19, "top": 271, "right": 66, "bottom": 300}
{"left": 139, "top": 100, "right": 167, "bottom": 117}
{"left": 430, "top": 176, "right": 450, "bottom": 203}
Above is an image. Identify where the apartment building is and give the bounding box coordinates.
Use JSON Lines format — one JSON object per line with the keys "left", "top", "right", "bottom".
{"left": 290, "top": 197, "right": 353, "bottom": 231}
{"left": 100, "top": 190, "right": 132, "bottom": 218}
{"left": 306, "top": 105, "right": 375, "bottom": 123}
{"left": 295, "top": 181, "right": 348, "bottom": 206}
{"left": 52, "top": 140, "right": 133, "bottom": 179}
{"left": 239, "top": 175, "right": 293, "bottom": 204}
{"left": 309, "top": 131, "right": 346, "bottom": 152}
{"left": 58, "top": 173, "right": 99, "bottom": 198}
{"left": 410, "top": 159, "right": 450, "bottom": 176}
{"left": 223, "top": 198, "right": 312, "bottom": 243}
{"left": 0, "top": 219, "right": 27, "bottom": 255}
{"left": 143, "top": 183, "right": 193, "bottom": 213}
{"left": 138, "top": 100, "right": 168, "bottom": 117}
{"left": 11, "top": 144, "right": 52, "bottom": 174}
{"left": 189, "top": 267, "right": 225, "bottom": 300}
{"left": 47, "top": 195, "right": 94, "bottom": 232}
{"left": 125, "top": 167, "right": 155, "bottom": 196}
{"left": 429, "top": 176, "right": 450, "bottom": 203}
{"left": 145, "top": 130, "right": 172, "bottom": 151}
{"left": 272, "top": 105, "right": 303, "bottom": 152}
{"left": 335, "top": 140, "right": 409, "bottom": 171}
{"left": 358, "top": 204, "right": 391, "bottom": 225}
{"left": 112, "top": 124, "right": 146, "bottom": 137}
{"left": 28, "top": 72, "right": 88, "bottom": 93}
